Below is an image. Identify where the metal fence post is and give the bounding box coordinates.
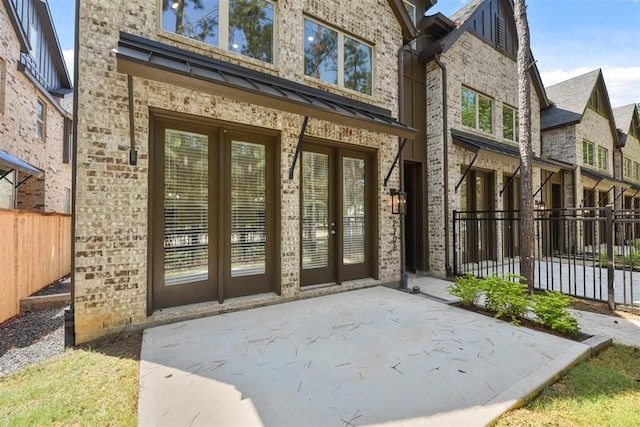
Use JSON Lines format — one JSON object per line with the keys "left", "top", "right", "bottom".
{"left": 606, "top": 205, "right": 615, "bottom": 310}
{"left": 452, "top": 210, "right": 458, "bottom": 276}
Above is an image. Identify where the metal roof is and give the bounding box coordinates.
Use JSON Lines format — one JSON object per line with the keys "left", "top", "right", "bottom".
{"left": 451, "top": 129, "right": 570, "bottom": 172}
{"left": 580, "top": 167, "right": 629, "bottom": 189}
{"left": 0, "top": 150, "right": 44, "bottom": 177}
{"left": 114, "top": 33, "right": 417, "bottom": 139}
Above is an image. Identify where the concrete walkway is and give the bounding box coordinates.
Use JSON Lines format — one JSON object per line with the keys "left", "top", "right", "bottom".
{"left": 138, "top": 285, "right": 598, "bottom": 427}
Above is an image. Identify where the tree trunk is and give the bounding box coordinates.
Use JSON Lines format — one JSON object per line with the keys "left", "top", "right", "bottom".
{"left": 514, "top": 0, "right": 534, "bottom": 292}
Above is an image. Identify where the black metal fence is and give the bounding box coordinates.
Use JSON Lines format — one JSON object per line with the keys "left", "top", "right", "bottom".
{"left": 453, "top": 207, "right": 640, "bottom": 308}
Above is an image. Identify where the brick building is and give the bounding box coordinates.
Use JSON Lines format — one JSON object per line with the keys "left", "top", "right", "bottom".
{"left": 414, "top": 0, "right": 563, "bottom": 277}
{"left": 0, "top": 0, "right": 72, "bottom": 212}
{"left": 613, "top": 104, "right": 640, "bottom": 209}
{"left": 71, "top": 0, "right": 427, "bottom": 343}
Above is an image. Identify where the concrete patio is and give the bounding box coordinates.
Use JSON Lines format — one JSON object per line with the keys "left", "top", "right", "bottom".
{"left": 138, "top": 286, "right": 596, "bottom": 426}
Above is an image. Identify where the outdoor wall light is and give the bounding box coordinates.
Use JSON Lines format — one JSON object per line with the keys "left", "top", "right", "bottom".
{"left": 389, "top": 188, "right": 407, "bottom": 215}
{"left": 535, "top": 200, "right": 546, "bottom": 210}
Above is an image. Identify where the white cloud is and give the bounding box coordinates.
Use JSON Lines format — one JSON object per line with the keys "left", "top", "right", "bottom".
{"left": 540, "top": 66, "right": 640, "bottom": 108}
{"left": 63, "top": 48, "right": 74, "bottom": 82}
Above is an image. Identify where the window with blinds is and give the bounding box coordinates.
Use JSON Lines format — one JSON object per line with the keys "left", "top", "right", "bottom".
{"left": 231, "top": 140, "right": 266, "bottom": 277}
{"left": 343, "top": 156, "right": 365, "bottom": 265}
{"left": 302, "top": 151, "right": 329, "bottom": 270}
{"left": 163, "top": 129, "right": 209, "bottom": 286}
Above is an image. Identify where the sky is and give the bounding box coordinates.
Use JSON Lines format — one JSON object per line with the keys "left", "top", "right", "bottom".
{"left": 47, "top": 0, "right": 640, "bottom": 108}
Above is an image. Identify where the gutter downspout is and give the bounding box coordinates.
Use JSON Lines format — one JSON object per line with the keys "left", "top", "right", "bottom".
{"left": 433, "top": 52, "right": 452, "bottom": 276}
{"left": 398, "top": 41, "right": 413, "bottom": 289}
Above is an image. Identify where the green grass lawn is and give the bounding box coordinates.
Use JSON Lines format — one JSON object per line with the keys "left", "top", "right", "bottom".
{"left": 496, "top": 344, "right": 640, "bottom": 427}
{"left": 0, "top": 332, "right": 142, "bottom": 427}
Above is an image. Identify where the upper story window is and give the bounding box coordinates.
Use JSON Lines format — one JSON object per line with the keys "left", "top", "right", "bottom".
{"left": 29, "top": 24, "right": 39, "bottom": 59}
{"left": 403, "top": 1, "right": 417, "bottom": 24}
{"left": 635, "top": 161, "right": 640, "bottom": 181}
{"left": 624, "top": 157, "right": 632, "bottom": 178}
{"left": 162, "top": 0, "right": 275, "bottom": 64}
{"left": 36, "top": 99, "right": 46, "bottom": 141}
{"left": 0, "top": 58, "right": 5, "bottom": 115}
{"left": 304, "top": 18, "right": 373, "bottom": 95}
{"left": 583, "top": 140, "right": 594, "bottom": 166}
{"left": 588, "top": 89, "right": 604, "bottom": 115}
{"left": 597, "top": 146, "right": 608, "bottom": 171}
{"left": 461, "top": 87, "right": 492, "bottom": 133}
{"left": 503, "top": 105, "right": 518, "bottom": 142}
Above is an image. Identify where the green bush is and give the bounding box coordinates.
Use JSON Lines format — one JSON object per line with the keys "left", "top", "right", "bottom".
{"left": 530, "top": 291, "right": 579, "bottom": 335}
{"left": 447, "top": 274, "right": 482, "bottom": 306}
{"left": 482, "top": 274, "right": 529, "bottom": 324}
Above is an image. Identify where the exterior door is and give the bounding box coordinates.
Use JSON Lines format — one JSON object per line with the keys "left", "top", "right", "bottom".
{"left": 300, "top": 144, "right": 374, "bottom": 286}
{"left": 503, "top": 175, "right": 520, "bottom": 258}
{"left": 152, "top": 119, "right": 275, "bottom": 309}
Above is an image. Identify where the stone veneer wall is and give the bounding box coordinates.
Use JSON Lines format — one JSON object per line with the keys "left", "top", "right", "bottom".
{"left": 74, "top": 0, "right": 404, "bottom": 343}
{"left": 426, "top": 31, "right": 542, "bottom": 277}
{"left": 0, "top": 4, "right": 71, "bottom": 213}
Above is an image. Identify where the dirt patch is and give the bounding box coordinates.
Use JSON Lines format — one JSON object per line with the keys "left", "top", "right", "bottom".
{"left": 78, "top": 331, "right": 143, "bottom": 361}
{"left": 569, "top": 298, "right": 640, "bottom": 321}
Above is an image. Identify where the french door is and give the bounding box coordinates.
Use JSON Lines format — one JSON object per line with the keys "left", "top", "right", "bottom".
{"left": 151, "top": 118, "right": 276, "bottom": 309}
{"left": 300, "top": 144, "right": 376, "bottom": 286}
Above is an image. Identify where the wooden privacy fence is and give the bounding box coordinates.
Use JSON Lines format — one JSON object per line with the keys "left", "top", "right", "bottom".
{"left": 0, "top": 210, "right": 71, "bottom": 323}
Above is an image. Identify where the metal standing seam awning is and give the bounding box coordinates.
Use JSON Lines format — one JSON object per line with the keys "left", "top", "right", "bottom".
{"left": 450, "top": 129, "right": 570, "bottom": 193}
{"left": 0, "top": 150, "right": 44, "bottom": 188}
{"left": 580, "top": 167, "right": 630, "bottom": 189}
{"left": 112, "top": 32, "right": 417, "bottom": 140}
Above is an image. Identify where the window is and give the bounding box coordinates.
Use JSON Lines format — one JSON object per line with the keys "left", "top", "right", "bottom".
{"left": 635, "top": 161, "right": 640, "bottom": 181}
{"left": 461, "top": 87, "right": 492, "bottom": 133}
{"left": 582, "top": 140, "right": 594, "bottom": 166}
{"left": 0, "top": 58, "right": 5, "bottom": 115}
{"left": 162, "top": 0, "right": 274, "bottom": 64}
{"left": 304, "top": 18, "right": 373, "bottom": 95}
{"left": 597, "top": 146, "right": 608, "bottom": 171}
{"left": 624, "top": 157, "right": 632, "bottom": 178}
{"left": 588, "top": 89, "right": 601, "bottom": 112}
{"left": 403, "top": 1, "right": 417, "bottom": 25}
{"left": 502, "top": 105, "right": 518, "bottom": 142}
{"left": 36, "top": 99, "right": 46, "bottom": 141}
{"left": 63, "top": 117, "right": 73, "bottom": 163}
{"left": 29, "top": 24, "right": 38, "bottom": 59}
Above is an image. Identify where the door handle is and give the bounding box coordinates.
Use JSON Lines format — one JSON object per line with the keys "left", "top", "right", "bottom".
{"left": 330, "top": 222, "right": 336, "bottom": 235}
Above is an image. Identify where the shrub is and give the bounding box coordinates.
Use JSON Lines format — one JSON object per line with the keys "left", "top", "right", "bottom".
{"left": 482, "top": 274, "right": 529, "bottom": 324}
{"left": 447, "top": 274, "right": 483, "bottom": 306}
{"left": 530, "top": 291, "right": 579, "bottom": 335}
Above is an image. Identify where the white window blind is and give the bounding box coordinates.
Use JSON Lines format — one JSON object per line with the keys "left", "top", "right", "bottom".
{"left": 163, "top": 129, "right": 209, "bottom": 286}
{"left": 343, "top": 157, "right": 365, "bottom": 265}
{"left": 231, "top": 141, "right": 266, "bottom": 277}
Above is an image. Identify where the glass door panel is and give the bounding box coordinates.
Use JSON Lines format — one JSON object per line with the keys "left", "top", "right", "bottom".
{"left": 230, "top": 141, "right": 266, "bottom": 277}
{"left": 342, "top": 157, "right": 365, "bottom": 265}
{"left": 163, "top": 129, "right": 209, "bottom": 286}
{"left": 302, "top": 151, "right": 330, "bottom": 270}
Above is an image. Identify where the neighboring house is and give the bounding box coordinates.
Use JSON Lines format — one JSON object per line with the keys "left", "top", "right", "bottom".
{"left": 0, "top": 0, "right": 73, "bottom": 212}
{"left": 612, "top": 103, "right": 640, "bottom": 241}
{"left": 72, "top": 0, "right": 425, "bottom": 343}
{"left": 541, "top": 69, "right": 623, "bottom": 248}
{"left": 415, "top": 0, "right": 560, "bottom": 277}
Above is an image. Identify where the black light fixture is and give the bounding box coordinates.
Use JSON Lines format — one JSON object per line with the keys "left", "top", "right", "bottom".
{"left": 390, "top": 188, "right": 407, "bottom": 215}
{"left": 535, "top": 200, "right": 546, "bottom": 210}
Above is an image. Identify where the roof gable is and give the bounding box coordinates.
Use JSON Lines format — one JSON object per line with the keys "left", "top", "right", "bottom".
{"left": 419, "top": 0, "right": 550, "bottom": 108}
{"left": 613, "top": 104, "right": 640, "bottom": 141}
{"left": 542, "top": 69, "right": 619, "bottom": 145}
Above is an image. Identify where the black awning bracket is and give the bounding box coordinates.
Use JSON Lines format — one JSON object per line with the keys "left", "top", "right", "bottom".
{"left": 533, "top": 171, "right": 555, "bottom": 198}
{"left": 288, "top": 116, "right": 309, "bottom": 180}
{"left": 0, "top": 169, "right": 13, "bottom": 183}
{"left": 15, "top": 175, "right": 33, "bottom": 188}
{"left": 597, "top": 185, "right": 615, "bottom": 205}
{"left": 455, "top": 152, "right": 479, "bottom": 193}
{"left": 127, "top": 75, "right": 138, "bottom": 166}
{"left": 612, "top": 187, "right": 627, "bottom": 204}
{"left": 500, "top": 164, "right": 521, "bottom": 196}
{"left": 383, "top": 137, "right": 409, "bottom": 187}
{"left": 582, "top": 178, "right": 604, "bottom": 206}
